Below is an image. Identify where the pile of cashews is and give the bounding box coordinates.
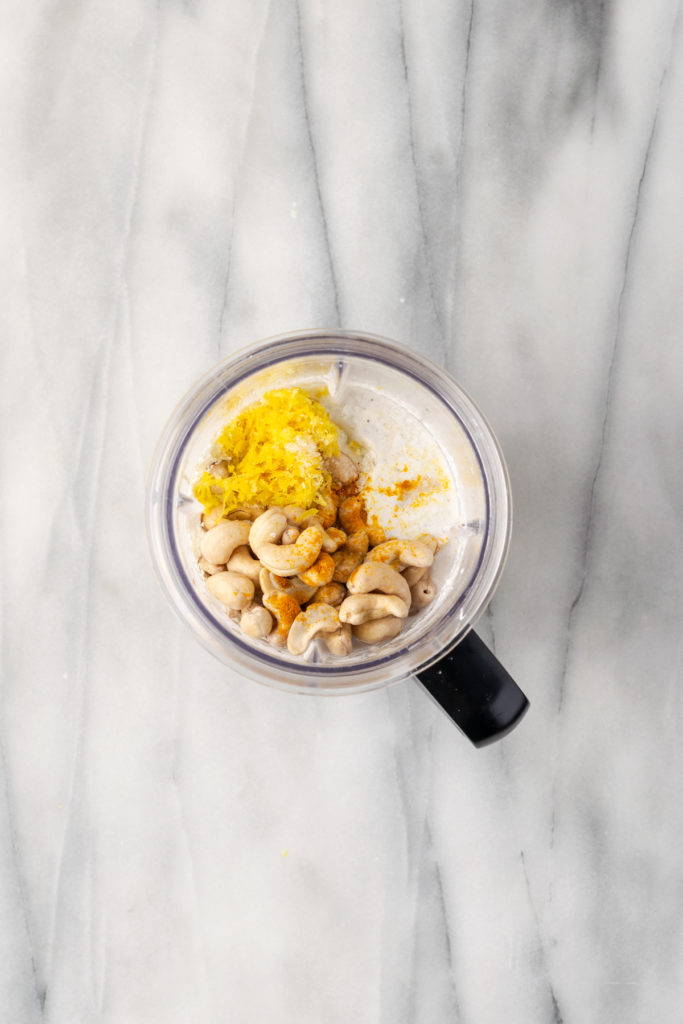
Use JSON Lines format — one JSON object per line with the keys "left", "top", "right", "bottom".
{"left": 197, "top": 452, "right": 440, "bottom": 657}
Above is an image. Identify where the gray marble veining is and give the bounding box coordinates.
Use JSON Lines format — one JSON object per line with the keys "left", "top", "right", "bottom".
{"left": 2, "top": 1, "right": 683, "bottom": 1021}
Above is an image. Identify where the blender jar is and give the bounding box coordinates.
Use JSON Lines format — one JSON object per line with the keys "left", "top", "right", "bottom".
{"left": 146, "top": 330, "right": 529, "bottom": 746}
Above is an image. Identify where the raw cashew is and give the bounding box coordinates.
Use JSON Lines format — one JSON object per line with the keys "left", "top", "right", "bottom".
{"left": 316, "top": 490, "right": 339, "bottom": 529}
{"left": 287, "top": 604, "right": 341, "bottom": 655}
{"left": 323, "top": 527, "right": 347, "bottom": 552}
{"left": 299, "top": 552, "right": 335, "bottom": 587}
{"left": 228, "top": 505, "right": 265, "bottom": 522}
{"left": 366, "top": 538, "right": 434, "bottom": 569}
{"left": 259, "top": 568, "right": 317, "bottom": 605}
{"left": 310, "top": 582, "right": 346, "bottom": 607}
{"left": 346, "top": 562, "right": 411, "bottom": 606}
{"left": 339, "top": 496, "right": 385, "bottom": 547}
{"left": 332, "top": 530, "right": 369, "bottom": 582}
{"left": 249, "top": 508, "right": 287, "bottom": 552}
{"left": 283, "top": 505, "right": 307, "bottom": 523}
{"left": 416, "top": 533, "right": 440, "bottom": 554}
{"left": 209, "top": 460, "right": 231, "bottom": 478}
{"left": 324, "top": 452, "right": 359, "bottom": 485}
{"left": 249, "top": 509, "right": 323, "bottom": 575}
{"left": 325, "top": 623, "right": 353, "bottom": 656}
{"left": 200, "top": 520, "right": 251, "bottom": 566}
{"left": 401, "top": 565, "right": 428, "bottom": 587}
{"left": 299, "top": 515, "right": 346, "bottom": 554}
{"left": 409, "top": 577, "right": 437, "bottom": 613}
{"left": 198, "top": 557, "right": 224, "bottom": 576}
{"left": 227, "top": 545, "right": 261, "bottom": 582}
{"left": 206, "top": 571, "right": 254, "bottom": 610}
{"left": 338, "top": 496, "right": 365, "bottom": 534}
{"left": 367, "top": 524, "right": 386, "bottom": 547}
{"left": 201, "top": 507, "right": 226, "bottom": 530}
{"left": 338, "top": 593, "right": 409, "bottom": 625}
{"left": 240, "top": 603, "right": 273, "bottom": 639}
{"left": 281, "top": 526, "right": 300, "bottom": 545}
{"left": 263, "top": 592, "right": 301, "bottom": 646}
{"left": 353, "top": 616, "right": 404, "bottom": 644}
{"left": 257, "top": 525, "right": 324, "bottom": 577}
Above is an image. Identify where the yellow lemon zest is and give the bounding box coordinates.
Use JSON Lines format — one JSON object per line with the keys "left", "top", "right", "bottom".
{"left": 193, "top": 388, "right": 340, "bottom": 517}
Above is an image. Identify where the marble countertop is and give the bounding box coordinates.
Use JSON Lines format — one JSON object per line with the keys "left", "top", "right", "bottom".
{"left": 3, "top": 1, "right": 683, "bottom": 1021}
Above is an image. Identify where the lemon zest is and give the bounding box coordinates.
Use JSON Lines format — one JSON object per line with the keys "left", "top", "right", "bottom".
{"left": 193, "top": 388, "right": 340, "bottom": 517}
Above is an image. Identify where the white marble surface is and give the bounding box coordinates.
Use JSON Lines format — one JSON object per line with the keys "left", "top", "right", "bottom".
{"left": 2, "top": 0, "right": 683, "bottom": 1021}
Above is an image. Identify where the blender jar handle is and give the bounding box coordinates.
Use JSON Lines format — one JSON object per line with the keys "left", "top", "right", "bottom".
{"left": 416, "top": 631, "right": 529, "bottom": 747}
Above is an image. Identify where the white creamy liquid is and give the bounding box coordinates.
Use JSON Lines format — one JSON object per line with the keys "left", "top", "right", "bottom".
{"left": 324, "top": 389, "right": 460, "bottom": 541}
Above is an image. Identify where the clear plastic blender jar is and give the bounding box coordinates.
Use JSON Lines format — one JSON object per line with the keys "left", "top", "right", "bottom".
{"left": 146, "top": 330, "right": 529, "bottom": 746}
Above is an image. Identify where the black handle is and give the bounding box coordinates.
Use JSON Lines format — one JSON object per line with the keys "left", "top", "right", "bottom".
{"left": 416, "top": 631, "right": 529, "bottom": 747}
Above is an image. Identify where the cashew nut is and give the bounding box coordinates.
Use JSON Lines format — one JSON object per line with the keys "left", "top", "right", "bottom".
{"left": 240, "top": 603, "right": 273, "bottom": 639}
{"left": 315, "top": 490, "right": 338, "bottom": 528}
{"left": 201, "top": 507, "right": 226, "bottom": 530}
{"left": 283, "top": 505, "right": 307, "bottom": 523}
{"left": 338, "top": 593, "right": 409, "bottom": 625}
{"left": 353, "top": 616, "right": 404, "bottom": 644}
{"left": 310, "top": 582, "right": 347, "bottom": 607}
{"left": 287, "top": 604, "right": 341, "bottom": 655}
{"left": 401, "top": 565, "right": 428, "bottom": 587}
{"left": 409, "top": 577, "right": 437, "bottom": 613}
{"left": 416, "top": 533, "right": 440, "bottom": 554}
{"left": 339, "top": 496, "right": 384, "bottom": 546}
{"left": 323, "top": 527, "right": 347, "bottom": 552}
{"left": 209, "top": 460, "right": 231, "bottom": 478}
{"left": 332, "top": 530, "right": 369, "bottom": 583}
{"left": 259, "top": 568, "right": 318, "bottom": 605}
{"left": 323, "top": 452, "right": 359, "bottom": 485}
{"left": 257, "top": 525, "right": 324, "bottom": 578}
{"left": 200, "top": 520, "right": 252, "bottom": 566}
{"left": 325, "top": 623, "right": 353, "bottom": 656}
{"left": 368, "top": 524, "right": 385, "bottom": 548}
{"left": 198, "top": 557, "right": 225, "bottom": 576}
{"left": 249, "top": 508, "right": 287, "bottom": 552}
{"left": 263, "top": 592, "right": 301, "bottom": 646}
{"left": 226, "top": 545, "right": 261, "bottom": 582}
{"left": 346, "top": 562, "right": 411, "bottom": 607}
{"left": 228, "top": 505, "right": 265, "bottom": 522}
{"left": 298, "top": 515, "right": 346, "bottom": 554}
{"left": 206, "top": 571, "right": 255, "bottom": 610}
{"left": 281, "top": 526, "right": 300, "bottom": 545}
{"left": 338, "top": 496, "right": 365, "bottom": 534}
{"left": 367, "top": 523, "right": 385, "bottom": 547}
{"left": 299, "top": 552, "right": 335, "bottom": 587}
{"left": 365, "top": 538, "right": 434, "bottom": 568}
